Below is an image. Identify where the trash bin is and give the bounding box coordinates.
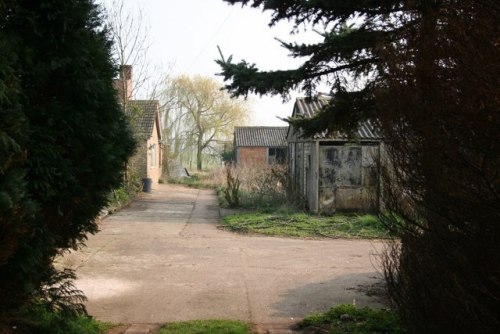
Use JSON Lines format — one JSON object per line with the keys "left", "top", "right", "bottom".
{"left": 142, "top": 178, "right": 152, "bottom": 193}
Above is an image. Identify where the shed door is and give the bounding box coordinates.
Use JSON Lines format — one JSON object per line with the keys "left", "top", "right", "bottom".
{"left": 319, "top": 146, "right": 362, "bottom": 213}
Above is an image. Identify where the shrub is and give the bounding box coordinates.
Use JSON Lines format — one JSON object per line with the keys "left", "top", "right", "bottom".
{"left": 0, "top": 0, "right": 134, "bottom": 325}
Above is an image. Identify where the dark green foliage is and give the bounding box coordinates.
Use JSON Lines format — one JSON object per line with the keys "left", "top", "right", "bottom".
{"left": 0, "top": 0, "right": 134, "bottom": 324}
{"left": 34, "top": 268, "right": 87, "bottom": 317}
{"left": 377, "top": 3, "right": 500, "bottom": 333}
{"left": 220, "top": 150, "right": 234, "bottom": 164}
{"left": 301, "top": 304, "right": 402, "bottom": 334}
{"left": 218, "top": 1, "right": 499, "bottom": 333}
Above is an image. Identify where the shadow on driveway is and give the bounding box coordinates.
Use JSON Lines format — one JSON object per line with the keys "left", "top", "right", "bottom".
{"left": 271, "top": 272, "right": 386, "bottom": 318}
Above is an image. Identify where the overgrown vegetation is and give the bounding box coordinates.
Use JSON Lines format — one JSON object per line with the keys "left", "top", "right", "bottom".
{"left": 215, "top": 164, "right": 303, "bottom": 210}
{"left": 300, "top": 304, "right": 402, "bottom": 334}
{"left": 165, "top": 165, "right": 301, "bottom": 212}
{"left": 224, "top": 166, "right": 240, "bottom": 207}
{"left": 157, "top": 320, "right": 253, "bottom": 334}
{"left": 107, "top": 171, "right": 142, "bottom": 212}
{"left": 221, "top": 212, "right": 389, "bottom": 239}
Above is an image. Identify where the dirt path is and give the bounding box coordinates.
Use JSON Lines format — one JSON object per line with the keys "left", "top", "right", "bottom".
{"left": 61, "top": 184, "right": 386, "bottom": 333}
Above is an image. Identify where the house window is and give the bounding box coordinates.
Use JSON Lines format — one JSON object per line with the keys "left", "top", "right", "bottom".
{"left": 268, "top": 147, "right": 287, "bottom": 165}
{"left": 150, "top": 144, "right": 156, "bottom": 167}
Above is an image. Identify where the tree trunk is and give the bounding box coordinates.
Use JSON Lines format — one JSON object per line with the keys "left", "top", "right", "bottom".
{"left": 196, "top": 135, "right": 203, "bottom": 171}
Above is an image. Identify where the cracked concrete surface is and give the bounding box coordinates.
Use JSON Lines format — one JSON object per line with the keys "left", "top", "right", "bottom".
{"left": 61, "top": 184, "right": 386, "bottom": 330}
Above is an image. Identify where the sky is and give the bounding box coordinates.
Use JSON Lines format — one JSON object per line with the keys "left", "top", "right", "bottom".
{"left": 100, "top": 0, "right": 322, "bottom": 126}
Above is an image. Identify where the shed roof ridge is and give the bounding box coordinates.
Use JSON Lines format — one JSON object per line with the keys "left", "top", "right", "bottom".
{"left": 292, "top": 97, "right": 381, "bottom": 140}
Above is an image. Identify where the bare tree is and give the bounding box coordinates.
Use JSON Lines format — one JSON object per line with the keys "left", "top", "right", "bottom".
{"left": 102, "top": 0, "right": 160, "bottom": 101}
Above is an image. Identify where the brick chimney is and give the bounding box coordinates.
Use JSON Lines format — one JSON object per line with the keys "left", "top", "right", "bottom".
{"left": 115, "top": 65, "right": 132, "bottom": 102}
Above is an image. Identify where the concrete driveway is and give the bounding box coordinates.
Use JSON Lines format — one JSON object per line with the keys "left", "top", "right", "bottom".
{"left": 62, "top": 184, "right": 386, "bottom": 331}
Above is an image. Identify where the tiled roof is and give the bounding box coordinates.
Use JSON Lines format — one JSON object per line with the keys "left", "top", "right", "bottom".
{"left": 125, "top": 100, "right": 159, "bottom": 138}
{"left": 293, "top": 97, "right": 381, "bottom": 140}
{"left": 234, "top": 126, "right": 288, "bottom": 147}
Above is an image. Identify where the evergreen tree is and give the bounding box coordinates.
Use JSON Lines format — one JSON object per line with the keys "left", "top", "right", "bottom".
{"left": 0, "top": 0, "right": 135, "bottom": 322}
{"left": 218, "top": 1, "right": 500, "bottom": 333}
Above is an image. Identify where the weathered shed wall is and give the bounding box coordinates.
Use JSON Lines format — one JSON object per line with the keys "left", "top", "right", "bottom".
{"left": 318, "top": 143, "right": 379, "bottom": 213}
{"left": 305, "top": 142, "right": 317, "bottom": 212}
{"left": 290, "top": 142, "right": 305, "bottom": 195}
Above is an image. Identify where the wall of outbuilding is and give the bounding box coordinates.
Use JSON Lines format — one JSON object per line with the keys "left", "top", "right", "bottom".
{"left": 236, "top": 147, "right": 267, "bottom": 165}
{"left": 289, "top": 137, "right": 380, "bottom": 213}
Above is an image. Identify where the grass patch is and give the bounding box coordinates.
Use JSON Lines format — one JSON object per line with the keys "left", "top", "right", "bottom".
{"left": 157, "top": 319, "right": 253, "bottom": 334}
{"left": 300, "top": 304, "right": 402, "bottom": 334}
{"left": 4, "top": 304, "right": 111, "bottom": 334}
{"left": 220, "top": 212, "right": 390, "bottom": 239}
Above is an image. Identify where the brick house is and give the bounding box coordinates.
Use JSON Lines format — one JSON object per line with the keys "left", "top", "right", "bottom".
{"left": 115, "top": 66, "right": 162, "bottom": 189}
{"left": 234, "top": 126, "right": 288, "bottom": 165}
{"left": 126, "top": 100, "right": 163, "bottom": 188}
{"left": 288, "top": 97, "right": 382, "bottom": 213}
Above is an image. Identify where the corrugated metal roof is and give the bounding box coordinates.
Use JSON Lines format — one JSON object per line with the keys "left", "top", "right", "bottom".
{"left": 125, "top": 100, "right": 160, "bottom": 138}
{"left": 234, "top": 126, "right": 288, "bottom": 147}
{"left": 294, "top": 97, "right": 381, "bottom": 140}
{"left": 295, "top": 97, "right": 327, "bottom": 119}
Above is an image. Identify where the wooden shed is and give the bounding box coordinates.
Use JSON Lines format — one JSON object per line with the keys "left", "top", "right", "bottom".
{"left": 288, "top": 97, "right": 382, "bottom": 213}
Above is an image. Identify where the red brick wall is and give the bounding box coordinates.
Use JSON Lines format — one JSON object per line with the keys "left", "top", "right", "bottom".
{"left": 237, "top": 147, "right": 267, "bottom": 165}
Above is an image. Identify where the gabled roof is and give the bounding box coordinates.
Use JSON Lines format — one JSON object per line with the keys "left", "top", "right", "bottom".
{"left": 234, "top": 126, "right": 288, "bottom": 147}
{"left": 125, "top": 100, "right": 161, "bottom": 139}
{"left": 292, "top": 97, "right": 381, "bottom": 140}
